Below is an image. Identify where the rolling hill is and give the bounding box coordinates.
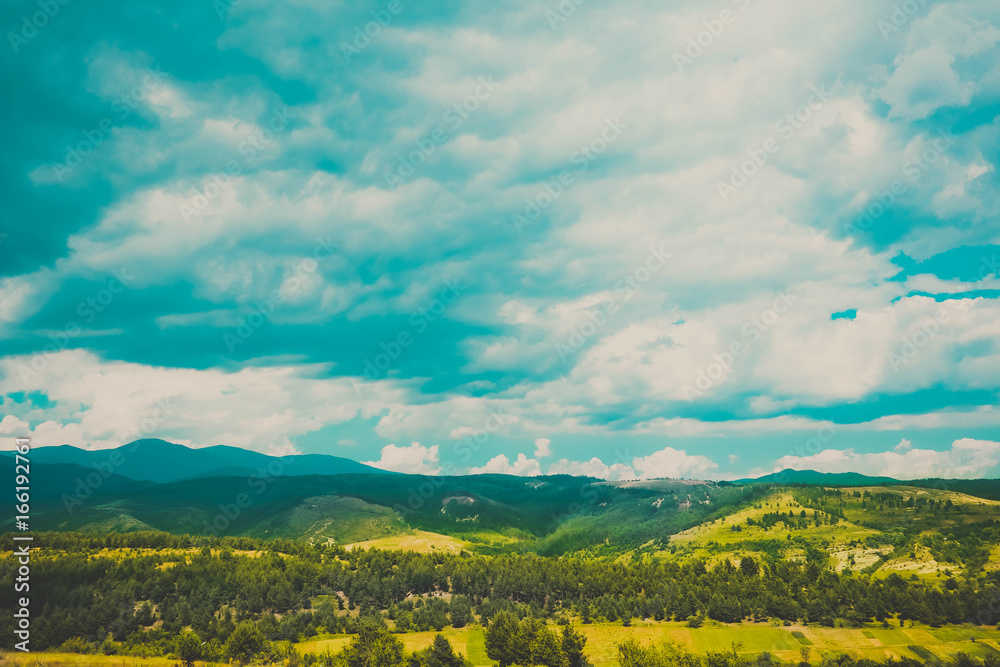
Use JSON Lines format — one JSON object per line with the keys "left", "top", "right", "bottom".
{"left": 6, "top": 445, "right": 1000, "bottom": 582}
{"left": 735, "top": 468, "right": 899, "bottom": 485}
{"left": 1, "top": 438, "right": 395, "bottom": 483}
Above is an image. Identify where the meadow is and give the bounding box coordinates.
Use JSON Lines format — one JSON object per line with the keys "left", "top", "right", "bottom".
{"left": 6, "top": 620, "right": 1000, "bottom": 667}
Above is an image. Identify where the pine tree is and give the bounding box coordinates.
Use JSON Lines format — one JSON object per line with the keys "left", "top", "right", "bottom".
{"left": 175, "top": 630, "right": 202, "bottom": 667}
{"left": 484, "top": 611, "right": 520, "bottom": 667}
{"left": 561, "top": 625, "right": 588, "bottom": 667}
{"left": 224, "top": 621, "right": 266, "bottom": 665}
{"left": 530, "top": 627, "right": 569, "bottom": 667}
{"left": 419, "top": 634, "right": 471, "bottom": 667}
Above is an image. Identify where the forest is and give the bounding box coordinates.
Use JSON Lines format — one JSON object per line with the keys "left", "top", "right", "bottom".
{"left": 3, "top": 529, "right": 1000, "bottom": 665}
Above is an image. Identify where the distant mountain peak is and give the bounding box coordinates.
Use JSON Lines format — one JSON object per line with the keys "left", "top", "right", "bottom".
{"left": 736, "top": 468, "right": 898, "bottom": 485}
{"left": 11, "top": 440, "right": 397, "bottom": 484}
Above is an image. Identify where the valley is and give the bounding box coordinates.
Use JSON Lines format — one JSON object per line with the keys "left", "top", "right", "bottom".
{"left": 5, "top": 441, "right": 1000, "bottom": 666}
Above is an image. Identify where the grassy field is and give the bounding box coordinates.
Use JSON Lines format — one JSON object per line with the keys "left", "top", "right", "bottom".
{"left": 296, "top": 626, "right": 480, "bottom": 658}
{"left": 282, "top": 621, "right": 1000, "bottom": 667}
{"left": 344, "top": 529, "right": 470, "bottom": 553}
{"left": 571, "top": 621, "right": 1000, "bottom": 667}
{"left": 6, "top": 621, "right": 1000, "bottom": 667}
{"left": 657, "top": 485, "right": 1000, "bottom": 582}
{"left": 664, "top": 491, "right": 878, "bottom": 569}
{"left": 0, "top": 653, "right": 180, "bottom": 667}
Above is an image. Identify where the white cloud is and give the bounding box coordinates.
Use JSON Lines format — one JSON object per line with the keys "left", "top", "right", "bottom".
{"left": 363, "top": 443, "right": 441, "bottom": 475}
{"left": 0, "top": 349, "right": 410, "bottom": 452}
{"left": 469, "top": 453, "right": 541, "bottom": 476}
{"left": 0, "top": 415, "right": 29, "bottom": 435}
{"left": 3, "top": 0, "right": 999, "bottom": 474}
{"left": 267, "top": 438, "right": 302, "bottom": 457}
{"left": 878, "top": 6, "right": 1000, "bottom": 120}
{"left": 879, "top": 49, "right": 974, "bottom": 121}
{"left": 772, "top": 438, "right": 1000, "bottom": 479}
{"left": 548, "top": 457, "right": 636, "bottom": 481}
{"left": 631, "top": 446, "right": 719, "bottom": 479}
{"left": 534, "top": 437, "right": 552, "bottom": 458}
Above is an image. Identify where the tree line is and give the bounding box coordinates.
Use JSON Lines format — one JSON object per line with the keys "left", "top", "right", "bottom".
{"left": 3, "top": 530, "right": 1000, "bottom": 658}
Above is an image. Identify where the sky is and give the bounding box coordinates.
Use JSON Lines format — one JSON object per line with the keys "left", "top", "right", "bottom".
{"left": 1, "top": 0, "right": 999, "bottom": 481}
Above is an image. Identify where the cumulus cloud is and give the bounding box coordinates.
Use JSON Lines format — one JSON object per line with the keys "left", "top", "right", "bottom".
{"left": 534, "top": 438, "right": 552, "bottom": 458}
{"left": 772, "top": 438, "right": 1000, "bottom": 479}
{"left": 2, "top": 0, "right": 999, "bottom": 473}
{"left": 267, "top": 438, "right": 302, "bottom": 457}
{"left": 470, "top": 453, "right": 542, "bottom": 476}
{"left": 548, "top": 457, "right": 636, "bottom": 481}
{"left": 631, "top": 447, "right": 719, "bottom": 479}
{"left": 0, "top": 349, "right": 410, "bottom": 452}
{"left": 879, "top": 6, "right": 1000, "bottom": 120}
{"left": 363, "top": 443, "right": 441, "bottom": 475}
{"left": 0, "top": 415, "right": 29, "bottom": 435}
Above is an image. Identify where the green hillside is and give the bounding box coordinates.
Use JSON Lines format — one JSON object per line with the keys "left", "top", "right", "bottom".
{"left": 10, "top": 453, "right": 1000, "bottom": 577}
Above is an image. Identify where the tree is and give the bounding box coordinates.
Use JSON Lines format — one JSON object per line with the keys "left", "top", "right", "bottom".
{"left": 739, "top": 556, "right": 759, "bottom": 577}
{"left": 225, "top": 621, "right": 266, "bottom": 665}
{"left": 417, "top": 634, "right": 471, "bottom": 667}
{"left": 530, "top": 627, "right": 568, "bottom": 667}
{"left": 450, "top": 595, "right": 474, "bottom": 628}
{"left": 342, "top": 619, "right": 407, "bottom": 667}
{"left": 176, "top": 630, "right": 202, "bottom": 667}
{"left": 561, "top": 625, "right": 588, "bottom": 667}
{"left": 618, "top": 639, "right": 700, "bottom": 667}
{"left": 484, "top": 611, "right": 520, "bottom": 667}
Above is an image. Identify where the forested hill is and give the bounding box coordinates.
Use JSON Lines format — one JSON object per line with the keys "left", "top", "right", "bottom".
{"left": 2, "top": 453, "right": 759, "bottom": 553}
{"left": 2, "top": 530, "right": 998, "bottom": 656}
{"left": 0, "top": 439, "right": 394, "bottom": 483}
{"left": 8, "top": 450, "right": 1000, "bottom": 571}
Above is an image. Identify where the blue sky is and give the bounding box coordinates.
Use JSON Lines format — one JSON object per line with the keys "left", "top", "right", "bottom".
{"left": 1, "top": 0, "right": 999, "bottom": 480}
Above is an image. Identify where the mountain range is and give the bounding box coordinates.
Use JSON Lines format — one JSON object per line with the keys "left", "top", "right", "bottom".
{"left": 5, "top": 439, "right": 1000, "bottom": 568}
{"left": 0, "top": 438, "right": 393, "bottom": 483}
{"left": 733, "top": 468, "right": 899, "bottom": 485}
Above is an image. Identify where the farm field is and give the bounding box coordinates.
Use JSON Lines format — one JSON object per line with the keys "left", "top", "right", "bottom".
{"left": 6, "top": 621, "right": 1000, "bottom": 666}
{"left": 566, "top": 621, "right": 1000, "bottom": 667}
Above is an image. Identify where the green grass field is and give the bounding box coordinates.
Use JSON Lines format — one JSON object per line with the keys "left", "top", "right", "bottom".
{"left": 345, "top": 529, "right": 470, "bottom": 554}
{"left": 7, "top": 621, "right": 1000, "bottom": 667}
